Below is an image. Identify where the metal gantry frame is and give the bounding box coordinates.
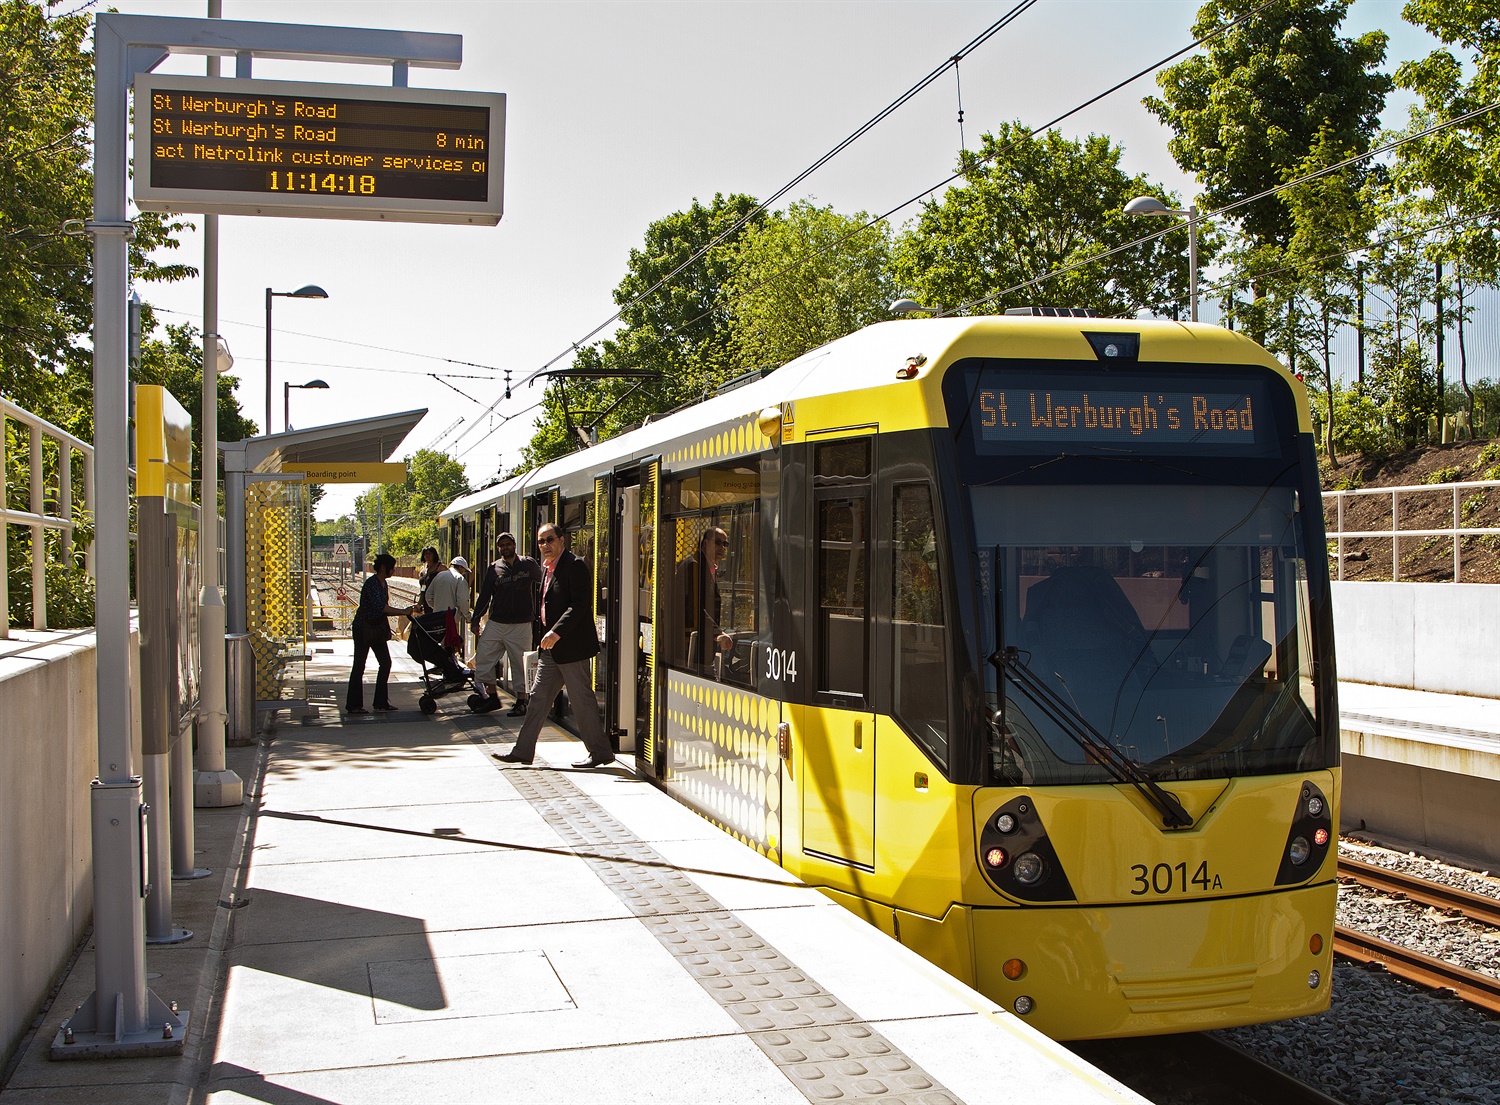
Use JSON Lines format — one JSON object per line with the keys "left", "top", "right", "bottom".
{"left": 57, "top": 12, "right": 462, "bottom": 1060}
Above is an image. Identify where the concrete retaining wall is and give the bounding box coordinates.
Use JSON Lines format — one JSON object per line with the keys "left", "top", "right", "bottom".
{"left": 0, "top": 628, "right": 138, "bottom": 1073}
{"left": 1332, "top": 581, "right": 1500, "bottom": 697}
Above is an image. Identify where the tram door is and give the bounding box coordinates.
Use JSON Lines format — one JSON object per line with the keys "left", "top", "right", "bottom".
{"left": 612, "top": 483, "right": 641, "bottom": 754}
{"left": 799, "top": 469, "right": 876, "bottom": 871}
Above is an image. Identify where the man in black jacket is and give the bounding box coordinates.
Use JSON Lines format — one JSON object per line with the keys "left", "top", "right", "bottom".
{"left": 493, "top": 523, "right": 616, "bottom": 768}
{"left": 470, "top": 532, "right": 541, "bottom": 715}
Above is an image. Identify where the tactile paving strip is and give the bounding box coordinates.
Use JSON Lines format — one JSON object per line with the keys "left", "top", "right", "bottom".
{"left": 487, "top": 754, "right": 961, "bottom": 1104}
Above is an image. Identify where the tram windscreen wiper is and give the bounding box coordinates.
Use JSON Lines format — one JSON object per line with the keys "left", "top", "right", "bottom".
{"left": 990, "top": 646, "right": 1194, "bottom": 829}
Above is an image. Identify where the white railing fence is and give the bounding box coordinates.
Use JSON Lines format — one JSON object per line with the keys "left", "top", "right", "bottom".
{"left": 1322, "top": 480, "right": 1500, "bottom": 582}
{"left": 1, "top": 396, "right": 95, "bottom": 637}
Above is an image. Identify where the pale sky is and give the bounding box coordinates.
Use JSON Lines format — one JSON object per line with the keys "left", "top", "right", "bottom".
{"left": 102, "top": 0, "right": 1435, "bottom": 519}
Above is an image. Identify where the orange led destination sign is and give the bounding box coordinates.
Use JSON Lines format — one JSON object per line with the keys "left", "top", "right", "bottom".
{"left": 977, "top": 387, "right": 1259, "bottom": 446}
{"left": 133, "top": 74, "right": 505, "bottom": 226}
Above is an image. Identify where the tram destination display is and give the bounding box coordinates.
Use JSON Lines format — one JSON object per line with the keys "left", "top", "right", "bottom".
{"left": 133, "top": 74, "right": 505, "bottom": 225}
{"left": 967, "top": 369, "right": 1277, "bottom": 453}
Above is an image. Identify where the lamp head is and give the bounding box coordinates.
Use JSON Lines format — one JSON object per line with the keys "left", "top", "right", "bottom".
{"left": 1124, "top": 196, "right": 1174, "bottom": 217}
{"left": 302, "top": 379, "right": 330, "bottom": 389}
{"left": 289, "top": 285, "right": 329, "bottom": 299}
{"left": 890, "top": 297, "right": 943, "bottom": 316}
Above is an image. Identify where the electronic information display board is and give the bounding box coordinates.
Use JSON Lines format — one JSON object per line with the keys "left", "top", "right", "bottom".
{"left": 133, "top": 74, "right": 505, "bottom": 225}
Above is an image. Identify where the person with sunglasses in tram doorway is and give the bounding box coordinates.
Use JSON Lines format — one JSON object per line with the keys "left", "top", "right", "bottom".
{"left": 492, "top": 523, "right": 616, "bottom": 769}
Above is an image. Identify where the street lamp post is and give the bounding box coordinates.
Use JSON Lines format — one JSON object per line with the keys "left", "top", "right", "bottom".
{"left": 1124, "top": 196, "right": 1199, "bottom": 323}
{"left": 284, "top": 378, "right": 330, "bottom": 432}
{"left": 264, "top": 284, "right": 328, "bottom": 435}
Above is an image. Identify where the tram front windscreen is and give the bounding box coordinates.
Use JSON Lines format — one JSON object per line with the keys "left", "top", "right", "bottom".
{"left": 945, "top": 358, "right": 1331, "bottom": 786}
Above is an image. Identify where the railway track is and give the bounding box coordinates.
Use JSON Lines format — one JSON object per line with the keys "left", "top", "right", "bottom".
{"left": 1335, "top": 856, "right": 1500, "bottom": 1014}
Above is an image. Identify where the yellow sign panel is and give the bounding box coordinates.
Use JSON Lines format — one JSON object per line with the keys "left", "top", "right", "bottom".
{"left": 134, "top": 384, "right": 194, "bottom": 504}
{"left": 283, "top": 462, "right": 407, "bottom": 484}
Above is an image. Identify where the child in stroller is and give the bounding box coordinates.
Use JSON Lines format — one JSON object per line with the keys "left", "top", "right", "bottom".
{"left": 406, "top": 609, "right": 476, "bottom": 715}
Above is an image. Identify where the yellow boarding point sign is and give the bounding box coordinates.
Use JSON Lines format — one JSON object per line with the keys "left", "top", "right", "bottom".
{"left": 135, "top": 384, "right": 194, "bottom": 504}
{"left": 283, "top": 462, "right": 407, "bottom": 484}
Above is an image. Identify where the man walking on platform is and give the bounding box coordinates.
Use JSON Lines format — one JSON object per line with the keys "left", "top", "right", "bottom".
{"left": 346, "top": 553, "right": 416, "bottom": 714}
{"left": 471, "top": 532, "right": 541, "bottom": 715}
{"left": 493, "top": 523, "right": 615, "bottom": 768}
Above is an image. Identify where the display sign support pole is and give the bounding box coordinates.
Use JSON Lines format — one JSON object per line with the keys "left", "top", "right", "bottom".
{"left": 54, "top": 12, "right": 463, "bottom": 1062}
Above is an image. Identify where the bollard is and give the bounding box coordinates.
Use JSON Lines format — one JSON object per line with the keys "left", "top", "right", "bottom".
{"left": 225, "top": 633, "right": 256, "bottom": 746}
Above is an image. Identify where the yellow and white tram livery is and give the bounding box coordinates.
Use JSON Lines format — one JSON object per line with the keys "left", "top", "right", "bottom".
{"left": 440, "top": 313, "right": 1339, "bottom": 1040}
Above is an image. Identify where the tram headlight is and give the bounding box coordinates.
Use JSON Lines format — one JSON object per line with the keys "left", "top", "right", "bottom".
{"left": 995, "top": 812, "right": 1018, "bottom": 834}
{"left": 1013, "top": 995, "right": 1035, "bottom": 1015}
{"left": 1013, "top": 852, "right": 1045, "bottom": 885}
{"left": 1307, "top": 970, "right": 1321, "bottom": 989}
{"left": 1288, "top": 836, "right": 1311, "bottom": 866}
{"left": 1306, "top": 795, "right": 1325, "bottom": 817}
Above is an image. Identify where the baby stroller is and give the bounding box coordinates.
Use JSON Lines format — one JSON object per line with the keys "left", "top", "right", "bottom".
{"left": 406, "top": 609, "right": 475, "bottom": 715}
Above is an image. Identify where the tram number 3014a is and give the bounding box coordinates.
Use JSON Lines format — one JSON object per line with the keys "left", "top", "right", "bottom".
{"left": 765, "top": 647, "right": 799, "bottom": 683}
{"left": 1129, "top": 861, "right": 1223, "bottom": 896}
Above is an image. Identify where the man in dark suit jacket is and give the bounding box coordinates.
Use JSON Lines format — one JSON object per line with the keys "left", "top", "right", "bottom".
{"left": 492, "top": 523, "right": 616, "bottom": 768}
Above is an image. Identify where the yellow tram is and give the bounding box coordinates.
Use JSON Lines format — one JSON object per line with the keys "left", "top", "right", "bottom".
{"left": 440, "top": 313, "right": 1339, "bottom": 1039}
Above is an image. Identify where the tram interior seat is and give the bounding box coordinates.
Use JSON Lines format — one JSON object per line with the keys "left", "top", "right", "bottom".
{"left": 1021, "top": 566, "right": 1156, "bottom": 746}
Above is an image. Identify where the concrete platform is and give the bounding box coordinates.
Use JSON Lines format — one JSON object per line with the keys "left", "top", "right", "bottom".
{"left": 0, "top": 641, "right": 1147, "bottom": 1105}
{"left": 1339, "top": 681, "right": 1500, "bottom": 868}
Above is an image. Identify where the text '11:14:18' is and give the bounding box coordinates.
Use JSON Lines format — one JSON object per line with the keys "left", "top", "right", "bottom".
{"left": 267, "top": 172, "right": 376, "bottom": 194}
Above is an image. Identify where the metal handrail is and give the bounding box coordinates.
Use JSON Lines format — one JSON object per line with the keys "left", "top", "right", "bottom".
{"left": 1, "top": 396, "right": 96, "bottom": 636}
{"left": 1322, "top": 479, "right": 1500, "bottom": 582}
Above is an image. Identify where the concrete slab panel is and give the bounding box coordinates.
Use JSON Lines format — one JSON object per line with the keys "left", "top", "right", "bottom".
{"left": 256, "top": 755, "right": 511, "bottom": 812}
{"left": 1412, "top": 584, "right": 1500, "bottom": 696}
{"left": 875, "top": 1015, "right": 1149, "bottom": 1104}
{"left": 1332, "top": 581, "right": 1415, "bottom": 687}
{"left": 213, "top": 919, "right": 740, "bottom": 1074}
{"left": 205, "top": 1035, "right": 808, "bottom": 1105}
{"left": 369, "top": 949, "right": 573, "bottom": 1023}
{"left": 246, "top": 798, "right": 565, "bottom": 866}
{"left": 232, "top": 850, "right": 633, "bottom": 946}
{"left": 743, "top": 903, "right": 1003, "bottom": 1023}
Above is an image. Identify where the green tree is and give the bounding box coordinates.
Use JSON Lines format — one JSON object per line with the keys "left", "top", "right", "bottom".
{"left": 725, "top": 200, "right": 894, "bottom": 371}
{"left": 893, "top": 125, "right": 1197, "bottom": 317}
{"left": 1393, "top": 5, "right": 1500, "bottom": 432}
{"left": 352, "top": 448, "right": 470, "bottom": 556}
{"left": 518, "top": 194, "right": 763, "bottom": 470}
{"left": 1, "top": 0, "right": 193, "bottom": 434}
{"left": 1144, "top": 0, "right": 1389, "bottom": 251}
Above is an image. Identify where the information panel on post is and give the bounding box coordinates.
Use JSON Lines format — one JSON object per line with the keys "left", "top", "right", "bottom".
{"left": 132, "top": 74, "right": 505, "bottom": 226}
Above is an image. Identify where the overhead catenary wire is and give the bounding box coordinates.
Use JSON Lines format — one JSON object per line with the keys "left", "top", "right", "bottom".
{"left": 608, "top": 0, "right": 1286, "bottom": 361}
{"left": 442, "top": 0, "right": 1042, "bottom": 457}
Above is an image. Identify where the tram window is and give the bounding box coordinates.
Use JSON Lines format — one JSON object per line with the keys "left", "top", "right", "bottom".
{"left": 818, "top": 494, "right": 868, "bottom": 697}
{"left": 892, "top": 483, "right": 948, "bottom": 762}
{"left": 662, "top": 465, "right": 760, "bottom": 687}
{"left": 815, "top": 439, "right": 870, "bottom": 480}
{"left": 563, "top": 495, "right": 593, "bottom": 568}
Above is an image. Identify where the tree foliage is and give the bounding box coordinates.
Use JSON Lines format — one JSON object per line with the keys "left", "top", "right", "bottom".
{"left": 727, "top": 200, "right": 894, "bottom": 372}
{"left": 1, "top": 0, "right": 193, "bottom": 435}
{"left": 353, "top": 448, "right": 471, "bottom": 556}
{"left": 894, "top": 125, "right": 1198, "bottom": 317}
{"left": 1145, "top": 0, "right": 1390, "bottom": 249}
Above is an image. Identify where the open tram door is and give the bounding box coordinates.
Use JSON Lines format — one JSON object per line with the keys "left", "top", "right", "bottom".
{"left": 607, "top": 459, "right": 662, "bottom": 776}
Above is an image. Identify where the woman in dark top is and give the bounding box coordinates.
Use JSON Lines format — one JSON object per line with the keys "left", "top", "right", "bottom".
{"left": 346, "top": 553, "right": 416, "bottom": 713}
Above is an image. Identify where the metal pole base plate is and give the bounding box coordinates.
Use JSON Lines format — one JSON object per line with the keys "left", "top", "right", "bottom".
{"left": 194, "top": 768, "right": 244, "bottom": 808}
{"left": 145, "top": 926, "right": 194, "bottom": 945}
{"left": 172, "top": 867, "right": 214, "bottom": 881}
{"left": 49, "top": 992, "right": 189, "bottom": 1060}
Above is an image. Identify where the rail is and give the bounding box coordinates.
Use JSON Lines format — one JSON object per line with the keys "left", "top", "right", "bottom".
{"left": 0, "top": 396, "right": 96, "bottom": 637}
{"left": 1322, "top": 479, "right": 1500, "bottom": 582}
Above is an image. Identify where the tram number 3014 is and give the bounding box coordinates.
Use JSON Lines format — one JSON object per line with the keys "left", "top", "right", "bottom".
{"left": 765, "top": 647, "right": 798, "bottom": 683}
{"left": 1129, "top": 861, "right": 1223, "bottom": 896}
